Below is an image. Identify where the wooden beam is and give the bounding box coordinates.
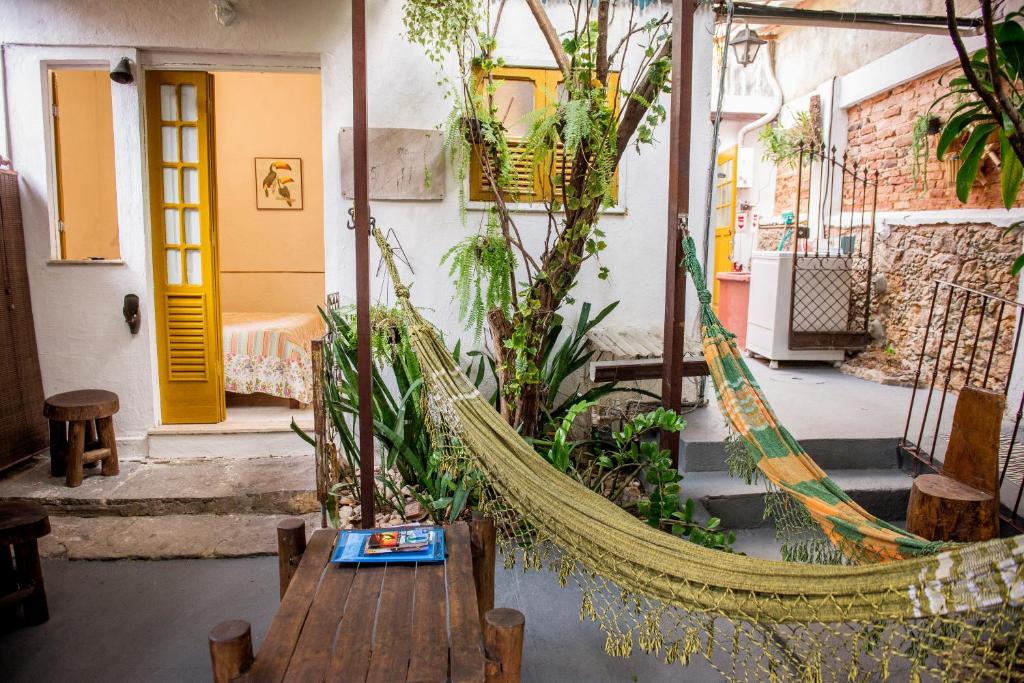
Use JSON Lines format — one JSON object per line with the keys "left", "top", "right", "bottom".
{"left": 351, "top": 0, "right": 375, "bottom": 529}
{"left": 591, "top": 358, "right": 709, "bottom": 383}
{"left": 660, "top": 0, "right": 695, "bottom": 468}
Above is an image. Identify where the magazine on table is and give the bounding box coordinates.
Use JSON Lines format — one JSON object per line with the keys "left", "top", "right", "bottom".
{"left": 331, "top": 525, "right": 445, "bottom": 564}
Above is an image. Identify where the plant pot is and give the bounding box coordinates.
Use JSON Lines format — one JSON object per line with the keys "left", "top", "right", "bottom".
{"left": 927, "top": 115, "right": 942, "bottom": 136}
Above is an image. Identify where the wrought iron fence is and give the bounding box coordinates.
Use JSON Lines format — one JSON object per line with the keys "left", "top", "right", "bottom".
{"left": 898, "top": 280, "right": 1024, "bottom": 532}
{"left": 788, "top": 143, "right": 878, "bottom": 351}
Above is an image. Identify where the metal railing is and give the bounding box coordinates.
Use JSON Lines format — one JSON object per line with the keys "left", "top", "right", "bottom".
{"left": 898, "top": 280, "right": 1024, "bottom": 532}
{"left": 788, "top": 143, "right": 878, "bottom": 351}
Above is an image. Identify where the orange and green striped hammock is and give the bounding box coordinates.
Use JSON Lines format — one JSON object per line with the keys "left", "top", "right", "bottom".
{"left": 682, "top": 234, "right": 940, "bottom": 562}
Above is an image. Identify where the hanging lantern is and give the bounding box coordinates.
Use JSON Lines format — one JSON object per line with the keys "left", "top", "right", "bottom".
{"left": 730, "top": 24, "right": 766, "bottom": 67}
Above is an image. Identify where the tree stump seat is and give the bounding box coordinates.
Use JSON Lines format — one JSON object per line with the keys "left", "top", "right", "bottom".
{"left": 0, "top": 501, "right": 51, "bottom": 628}
{"left": 906, "top": 386, "right": 1002, "bottom": 542}
{"left": 43, "top": 389, "right": 120, "bottom": 488}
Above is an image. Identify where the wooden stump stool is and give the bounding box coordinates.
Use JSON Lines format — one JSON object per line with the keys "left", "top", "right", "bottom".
{"left": 0, "top": 502, "right": 51, "bottom": 627}
{"left": 44, "top": 389, "right": 120, "bottom": 488}
{"left": 906, "top": 386, "right": 1002, "bottom": 542}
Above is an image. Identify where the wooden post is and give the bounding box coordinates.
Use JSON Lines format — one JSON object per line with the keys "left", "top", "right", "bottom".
{"left": 12, "top": 540, "right": 47, "bottom": 625}
{"left": 660, "top": 0, "right": 696, "bottom": 468}
{"left": 469, "top": 514, "right": 496, "bottom": 628}
{"left": 97, "top": 416, "right": 119, "bottom": 476}
{"left": 209, "top": 619, "right": 253, "bottom": 683}
{"left": 484, "top": 608, "right": 525, "bottom": 683}
{"left": 48, "top": 420, "right": 66, "bottom": 477}
{"left": 277, "top": 518, "right": 306, "bottom": 599}
{"left": 351, "top": 0, "right": 376, "bottom": 531}
{"left": 311, "top": 338, "right": 328, "bottom": 529}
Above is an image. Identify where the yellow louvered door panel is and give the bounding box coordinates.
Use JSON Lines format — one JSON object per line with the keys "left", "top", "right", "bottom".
{"left": 146, "top": 71, "right": 224, "bottom": 424}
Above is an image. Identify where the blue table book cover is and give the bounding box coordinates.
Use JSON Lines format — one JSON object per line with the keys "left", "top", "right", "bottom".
{"left": 331, "top": 526, "right": 445, "bottom": 564}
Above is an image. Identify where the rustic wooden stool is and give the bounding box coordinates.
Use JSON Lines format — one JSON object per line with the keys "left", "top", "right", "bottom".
{"left": 0, "top": 502, "right": 51, "bottom": 628}
{"left": 44, "top": 389, "right": 120, "bottom": 488}
{"left": 907, "top": 386, "right": 1003, "bottom": 542}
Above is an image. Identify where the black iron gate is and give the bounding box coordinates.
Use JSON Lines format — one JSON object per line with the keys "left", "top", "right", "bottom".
{"left": 788, "top": 144, "right": 878, "bottom": 351}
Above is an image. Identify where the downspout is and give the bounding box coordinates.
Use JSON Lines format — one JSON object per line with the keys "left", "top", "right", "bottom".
{"left": 735, "top": 40, "right": 780, "bottom": 263}
{"left": 735, "top": 40, "right": 781, "bottom": 151}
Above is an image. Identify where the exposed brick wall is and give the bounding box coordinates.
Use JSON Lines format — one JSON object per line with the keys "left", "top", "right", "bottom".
{"left": 773, "top": 67, "right": 1024, "bottom": 215}
{"left": 846, "top": 67, "right": 1023, "bottom": 212}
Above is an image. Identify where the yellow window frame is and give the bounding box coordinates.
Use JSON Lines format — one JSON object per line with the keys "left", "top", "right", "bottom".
{"left": 469, "top": 66, "right": 620, "bottom": 204}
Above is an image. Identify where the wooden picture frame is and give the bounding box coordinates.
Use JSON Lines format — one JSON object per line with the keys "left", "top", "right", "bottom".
{"left": 255, "top": 157, "right": 303, "bottom": 210}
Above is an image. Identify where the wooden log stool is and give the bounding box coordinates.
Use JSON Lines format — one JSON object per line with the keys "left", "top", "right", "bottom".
{"left": 907, "top": 386, "right": 1003, "bottom": 542}
{"left": 0, "top": 502, "right": 51, "bottom": 628}
{"left": 44, "top": 389, "right": 120, "bottom": 488}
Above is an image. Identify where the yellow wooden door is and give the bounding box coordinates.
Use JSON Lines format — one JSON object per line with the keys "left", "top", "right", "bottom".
{"left": 146, "top": 71, "right": 224, "bottom": 424}
{"left": 712, "top": 145, "right": 738, "bottom": 313}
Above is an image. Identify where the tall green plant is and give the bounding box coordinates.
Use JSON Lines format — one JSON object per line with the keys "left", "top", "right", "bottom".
{"left": 937, "top": 8, "right": 1024, "bottom": 211}
{"left": 293, "top": 307, "right": 477, "bottom": 527}
{"left": 403, "top": 0, "right": 674, "bottom": 438}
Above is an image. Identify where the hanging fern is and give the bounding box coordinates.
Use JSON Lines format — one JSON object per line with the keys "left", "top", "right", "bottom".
{"left": 441, "top": 210, "right": 517, "bottom": 339}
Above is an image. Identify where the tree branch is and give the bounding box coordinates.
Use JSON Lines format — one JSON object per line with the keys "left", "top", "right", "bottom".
{"left": 614, "top": 35, "right": 672, "bottom": 162}
{"left": 981, "top": 0, "right": 1024, "bottom": 163}
{"left": 524, "top": 0, "right": 571, "bottom": 78}
{"left": 946, "top": 0, "right": 1005, "bottom": 122}
{"left": 596, "top": 0, "right": 610, "bottom": 84}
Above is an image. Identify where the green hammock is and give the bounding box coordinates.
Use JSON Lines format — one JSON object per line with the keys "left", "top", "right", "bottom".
{"left": 372, "top": 229, "right": 1023, "bottom": 681}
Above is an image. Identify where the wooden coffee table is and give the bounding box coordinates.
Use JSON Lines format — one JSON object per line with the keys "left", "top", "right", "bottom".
{"left": 209, "top": 519, "right": 524, "bottom": 683}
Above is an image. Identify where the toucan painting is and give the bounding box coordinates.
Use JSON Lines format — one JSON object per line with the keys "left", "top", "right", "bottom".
{"left": 255, "top": 158, "right": 302, "bottom": 209}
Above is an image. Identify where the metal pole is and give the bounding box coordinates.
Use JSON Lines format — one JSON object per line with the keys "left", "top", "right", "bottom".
{"left": 351, "top": 0, "right": 375, "bottom": 529}
{"left": 661, "top": 0, "right": 694, "bottom": 467}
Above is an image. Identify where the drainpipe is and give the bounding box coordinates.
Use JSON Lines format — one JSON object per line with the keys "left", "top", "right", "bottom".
{"left": 735, "top": 40, "right": 781, "bottom": 265}
{"left": 735, "top": 40, "right": 781, "bottom": 150}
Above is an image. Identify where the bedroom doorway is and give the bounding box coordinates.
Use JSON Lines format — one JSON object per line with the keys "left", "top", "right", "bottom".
{"left": 146, "top": 69, "right": 324, "bottom": 426}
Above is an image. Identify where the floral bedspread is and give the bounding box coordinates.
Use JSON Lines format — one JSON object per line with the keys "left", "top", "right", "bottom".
{"left": 222, "top": 312, "right": 324, "bottom": 404}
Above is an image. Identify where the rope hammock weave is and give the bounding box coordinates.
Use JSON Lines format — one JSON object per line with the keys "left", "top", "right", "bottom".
{"left": 372, "top": 229, "right": 1024, "bottom": 680}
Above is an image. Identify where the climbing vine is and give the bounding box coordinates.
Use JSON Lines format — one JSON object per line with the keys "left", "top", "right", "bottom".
{"left": 404, "top": 0, "right": 673, "bottom": 437}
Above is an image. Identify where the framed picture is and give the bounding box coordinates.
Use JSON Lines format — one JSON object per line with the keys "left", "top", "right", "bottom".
{"left": 255, "top": 157, "right": 303, "bottom": 210}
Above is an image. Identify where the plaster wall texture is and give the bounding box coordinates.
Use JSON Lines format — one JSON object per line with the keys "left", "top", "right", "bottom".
{"left": 771, "top": 0, "right": 979, "bottom": 102}
{"left": 0, "top": 1, "right": 714, "bottom": 438}
{"left": 212, "top": 71, "right": 325, "bottom": 315}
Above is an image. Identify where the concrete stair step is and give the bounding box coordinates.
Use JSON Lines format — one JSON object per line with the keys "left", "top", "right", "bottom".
{"left": 38, "top": 512, "right": 320, "bottom": 560}
{"left": 681, "top": 437, "right": 902, "bottom": 472}
{"left": 680, "top": 468, "right": 913, "bottom": 529}
{"left": 0, "top": 455, "right": 317, "bottom": 517}
{"left": 147, "top": 419, "right": 314, "bottom": 459}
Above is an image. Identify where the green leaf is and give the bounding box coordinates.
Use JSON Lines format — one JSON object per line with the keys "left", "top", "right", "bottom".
{"left": 956, "top": 123, "right": 998, "bottom": 203}
{"left": 997, "top": 17, "right": 1024, "bottom": 79}
{"left": 936, "top": 108, "right": 986, "bottom": 160}
{"left": 1001, "top": 135, "right": 1024, "bottom": 209}
{"left": 1012, "top": 252, "right": 1024, "bottom": 276}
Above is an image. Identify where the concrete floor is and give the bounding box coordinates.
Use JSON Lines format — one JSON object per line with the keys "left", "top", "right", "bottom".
{"left": 0, "top": 556, "right": 728, "bottom": 683}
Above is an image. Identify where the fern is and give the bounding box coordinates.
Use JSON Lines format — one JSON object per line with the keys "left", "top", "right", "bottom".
{"left": 560, "top": 98, "right": 591, "bottom": 153}
{"left": 441, "top": 211, "right": 516, "bottom": 339}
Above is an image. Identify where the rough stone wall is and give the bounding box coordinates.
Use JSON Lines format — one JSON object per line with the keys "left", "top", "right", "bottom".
{"left": 841, "top": 221, "right": 1020, "bottom": 389}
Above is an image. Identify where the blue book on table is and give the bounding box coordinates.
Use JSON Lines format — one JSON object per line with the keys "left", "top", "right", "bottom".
{"left": 331, "top": 526, "right": 445, "bottom": 564}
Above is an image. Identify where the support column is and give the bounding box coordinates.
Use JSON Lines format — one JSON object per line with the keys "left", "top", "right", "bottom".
{"left": 661, "top": 0, "right": 696, "bottom": 466}
{"left": 351, "top": 0, "right": 375, "bottom": 529}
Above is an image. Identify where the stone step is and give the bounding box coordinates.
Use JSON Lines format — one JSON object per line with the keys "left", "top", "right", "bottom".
{"left": 38, "top": 512, "right": 320, "bottom": 560}
{"left": 681, "top": 437, "right": 902, "bottom": 472}
{"left": 147, "top": 419, "right": 314, "bottom": 459}
{"left": 679, "top": 468, "right": 913, "bottom": 529}
{"left": 0, "top": 455, "right": 318, "bottom": 517}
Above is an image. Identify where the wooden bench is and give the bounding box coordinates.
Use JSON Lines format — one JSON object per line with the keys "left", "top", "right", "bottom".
{"left": 44, "top": 389, "right": 120, "bottom": 488}
{"left": 209, "top": 517, "right": 524, "bottom": 682}
{"left": 0, "top": 501, "right": 51, "bottom": 628}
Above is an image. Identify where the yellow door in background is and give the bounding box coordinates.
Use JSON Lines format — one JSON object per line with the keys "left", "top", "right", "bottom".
{"left": 712, "top": 145, "right": 738, "bottom": 313}
{"left": 146, "top": 71, "right": 224, "bottom": 424}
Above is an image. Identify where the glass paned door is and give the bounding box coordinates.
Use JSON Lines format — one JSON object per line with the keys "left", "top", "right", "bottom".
{"left": 146, "top": 71, "right": 224, "bottom": 424}
{"left": 712, "top": 146, "right": 738, "bottom": 313}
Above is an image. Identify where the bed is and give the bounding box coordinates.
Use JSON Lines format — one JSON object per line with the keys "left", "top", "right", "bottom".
{"left": 222, "top": 312, "right": 325, "bottom": 404}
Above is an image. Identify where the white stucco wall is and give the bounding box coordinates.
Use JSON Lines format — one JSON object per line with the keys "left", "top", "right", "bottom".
{"left": 0, "top": 1, "right": 713, "bottom": 440}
